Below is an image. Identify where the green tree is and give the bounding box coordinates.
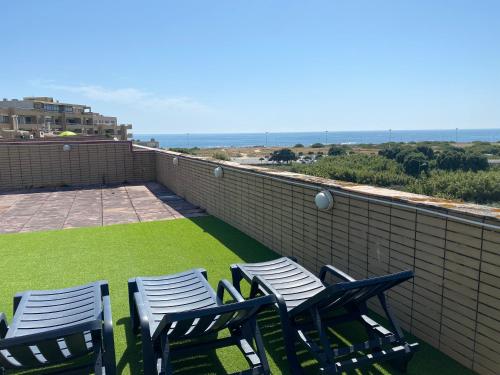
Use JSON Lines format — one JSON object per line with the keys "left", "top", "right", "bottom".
{"left": 416, "top": 145, "right": 435, "bottom": 159}
{"left": 269, "top": 148, "right": 297, "bottom": 164}
{"left": 395, "top": 148, "right": 413, "bottom": 164}
{"left": 328, "top": 145, "right": 347, "bottom": 156}
{"left": 402, "top": 152, "right": 429, "bottom": 176}
{"left": 463, "top": 152, "right": 489, "bottom": 171}
{"left": 378, "top": 146, "right": 402, "bottom": 160}
{"left": 294, "top": 143, "right": 304, "bottom": 148}
{"left": 311, "top": 143, "right": 324, "bottom": 148}
{"left": 436, "top": 150, "right": 465, "bottom": 170}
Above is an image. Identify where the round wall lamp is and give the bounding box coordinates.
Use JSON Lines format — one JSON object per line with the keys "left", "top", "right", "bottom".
{"left": 173, "top": 157, "right": 179, "bottom": 166}
{"left": 213, "top": 166, "right": 224, "bottom": 178}
{"left": 62, "top": 144, "right": 71, "bottom": 152}
{"left": 315, "top": 190, "right": 334, "bottom": 211}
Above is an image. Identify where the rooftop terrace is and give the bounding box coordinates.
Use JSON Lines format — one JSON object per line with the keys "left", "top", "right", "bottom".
{"left": 0, "top": 216, "right": 475, "bottom": 375}
{"left": 0, "top": 140, "right": 498, "bottom": 374}
{"left": 0, "top": 182, "right": 205, "bottom": 234}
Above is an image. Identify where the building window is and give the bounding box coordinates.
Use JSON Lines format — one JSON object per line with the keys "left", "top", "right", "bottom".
{"left": 44, "top": 104, "right": 60, "bottom": 111}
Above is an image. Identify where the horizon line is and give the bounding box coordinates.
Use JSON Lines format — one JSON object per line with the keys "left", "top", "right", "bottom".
{"left": 134, "top": 127, "right": 500, "bottom": 136}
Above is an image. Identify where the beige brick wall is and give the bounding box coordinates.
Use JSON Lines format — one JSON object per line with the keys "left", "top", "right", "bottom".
{"left": 155, "top": 150, "right": 500, "bottom": 375}
{"left": 0, "top": 141, "right": 155, "bottom": 190}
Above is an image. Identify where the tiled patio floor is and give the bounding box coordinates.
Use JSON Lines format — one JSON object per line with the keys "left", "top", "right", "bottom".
{"left": 0, "top": 182, "right": 206, "bottom": 234}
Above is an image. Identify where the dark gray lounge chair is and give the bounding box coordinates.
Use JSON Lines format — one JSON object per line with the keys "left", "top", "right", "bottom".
{"left": 128, "top": 268, "right": 275, "bottom": 375}
{"left": 231, "top": 257, "right": 419, "bottom": 374}
{"left": 0, "top": 281, "right": 116, "bottom": 375}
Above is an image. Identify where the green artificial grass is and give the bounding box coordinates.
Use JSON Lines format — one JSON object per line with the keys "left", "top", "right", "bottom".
{"left": 0, "top": 216, "right": 475, "bottom": 375}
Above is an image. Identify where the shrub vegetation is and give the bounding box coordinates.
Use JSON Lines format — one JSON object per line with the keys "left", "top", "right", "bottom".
{"left": 169, "top": 147, "right": 199, "bottom": 154}
{"left": 408, "top": 170, "right": 500, "bottom": 204}
{"left": 311, "top": 143, "right": 324, "bottom": 148}
{"left": 212, "top": 151, "right": 231, "bottom": 161}
{"left": 290, "top": 154, "right": 412, "bottom": 187}
{"left": 283, "top": 141, "right": 499, "bottom": 205}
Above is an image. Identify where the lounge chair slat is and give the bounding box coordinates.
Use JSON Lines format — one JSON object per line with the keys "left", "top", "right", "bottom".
{"left": 36, "top": 339, "right": 67, "bottom": 363}
{"left": 65, "top": 332, "right": 91, "bottom": 357}
{"left": 20, "top": 300, "right": 94, "bottom": 315}
{"left": 5, "top": 346, "right": 42, "bottom": 367}
{"left": 144, "top": 281, "right": 206, "bottom": 296}
{"left": 168, "top": 318, "right": 197, "bottom": 338}
{"left": 0, "top": 350, "right": 21, "bottom": 368}
{"left": 200, "top": 311, "right": 237, "bottom": 335}
{"left": 179, "top": 315, "right": 217, "bottom": 337}
{"left": 151, "top": 296, "right": 217, "bottom": 315}
{"left": 28, "top": 286, "right": 96, "bottom": 299}
{"left": 15, "top": 311, "right": 97, "bottom": 331}
{"left": 28, "top": 285, "right": 95, "bottom": 299}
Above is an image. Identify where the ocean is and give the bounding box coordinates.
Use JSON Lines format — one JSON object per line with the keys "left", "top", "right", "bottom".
{"left": 134, "top": 129, "right": 500, "bottom": 149}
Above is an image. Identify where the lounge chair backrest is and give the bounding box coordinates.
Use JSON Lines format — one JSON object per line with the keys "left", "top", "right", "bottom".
{"left": 136, "top": 269, "right": 274, "bottom": 342}
{"left": 290, "top": 271, "right": 413, "bottom": 316}
{"left": 0, "top": 283, "right": 102, "bottom": 370}
{"left": 155, "top": 296, "right": 274, "bottom": 341}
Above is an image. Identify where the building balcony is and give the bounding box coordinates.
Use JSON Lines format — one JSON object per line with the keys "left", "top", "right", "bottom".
{"left": 0, "top": 140, "right": 498, "bottom": 375}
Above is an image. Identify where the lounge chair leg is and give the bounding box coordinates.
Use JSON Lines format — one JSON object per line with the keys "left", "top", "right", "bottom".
{"left": 244, "top": 318, "right": 271, "bottom": 375}
{"left": 92, "top": 335, "right": 103, "bottom": 375}
{"left": 279, "top": 311, "right": 303, "bottom": 374}
{"left": 160, "top": 333, "right": 174, "bottom": 375}
{"left": 378, "top": 293, "right": 404, "bottom": 340}
{"left": 310, "top": 307, "right": 334, "bottom": 364}
{"left": 390, "top": 354, "right": 411, "bottom": 373}
{"left": 141, "top": 332, "right": 157, "bottom": 375}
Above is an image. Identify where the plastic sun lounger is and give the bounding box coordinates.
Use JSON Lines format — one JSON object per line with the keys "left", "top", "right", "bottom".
{"left": 128, "top": 268, "right": 275, "bottom": 375}
{"left": 231, "top": 257, "right": 419, "bottom": 374}
{"left": 0, "top": 281, "right": 116, "bottom": 375}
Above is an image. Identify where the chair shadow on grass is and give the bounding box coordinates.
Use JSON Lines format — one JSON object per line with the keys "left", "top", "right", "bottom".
{"left": 116, "top": 317, "right": 231, "bottom": 375}
{"left": 187, "top": 216, "right": 279, "bottom": 264}
{"left": 256, "top": 308, "right": 397, "bottom": 375}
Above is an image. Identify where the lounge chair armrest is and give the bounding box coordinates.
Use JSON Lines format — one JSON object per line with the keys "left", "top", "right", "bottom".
{"left": 13, "top": 292, "right": 24, "bottom": 314}
{"left": 319, "top": 265, "right": 356, "bottom": 283}
{"left": 217, "top": 279, "right": 245, "bottom": 303}
{"left": 133, "top": 292, "right": 151, "bottom": 336}
{"left": 102, "top": 295, "right": 116, "bottom": 373}
{"left": 103, "top": 295, "right": 114, "bottom": 341}
{"left": 99, "top": 280, "right": 110, "bottom": 296}
{"left": 250, "top": 275, "right": 288, "bottom": 310}
{"left": 0, "top": 312, "right": 8, "bottom": 338}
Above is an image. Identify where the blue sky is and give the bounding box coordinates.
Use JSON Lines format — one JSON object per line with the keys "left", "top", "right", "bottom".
{"left": 2, "top": 1, "right": 499, "bottom": 134}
